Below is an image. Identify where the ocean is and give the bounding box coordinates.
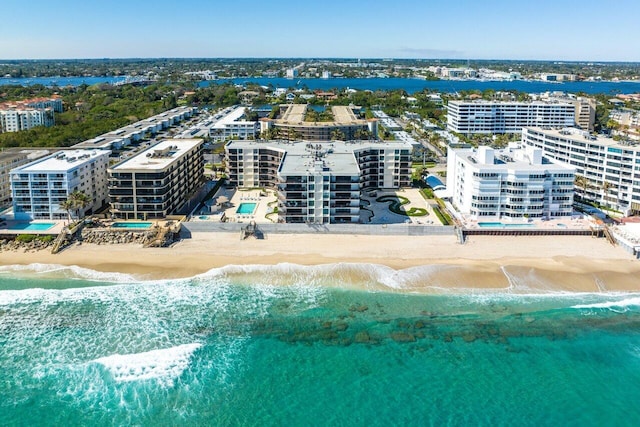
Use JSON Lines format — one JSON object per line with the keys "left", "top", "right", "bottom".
{"left": 1, "top": 263, "right": 640, "bottom": 426}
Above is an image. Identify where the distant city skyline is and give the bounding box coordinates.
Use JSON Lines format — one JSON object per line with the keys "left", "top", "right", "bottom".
{"left": 1, "top": 0, "right": 639, "bottom": 61}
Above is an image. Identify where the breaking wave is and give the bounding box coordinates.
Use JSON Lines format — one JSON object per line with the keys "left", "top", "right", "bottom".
{"left": 93, "top": 343, "right": 202, "bottom": 386}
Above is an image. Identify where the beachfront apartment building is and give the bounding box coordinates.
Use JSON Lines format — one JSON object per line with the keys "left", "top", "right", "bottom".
{"left": 10, "top": 149, "right": 110, "bottom": 220}
{"left": 108, "top": 139, "right": 204, "bottom": 220}
{"left": 0, "top": 148, "right": 52, "bottom": 208}
{"left": 446, "top": 100, "right": 575, "bottom": 135}
{"left": 208, "top": 106, "right": 259, "bottom": 142}
{"left": 521, "top": 127, "right": 640, "bottom": 215}
{"left": 259, "top": 104, "right": 378, "bottom": 141}
{"left": 446, "top": 144, "right": 575, "bottom": 220}
{"left": 225, "top": 140, "right": 412, "bottom": 224}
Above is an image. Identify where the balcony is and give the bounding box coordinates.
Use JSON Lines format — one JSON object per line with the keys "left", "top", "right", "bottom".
{"left": 108, "top": 180, "right": 133, "bottom": 188}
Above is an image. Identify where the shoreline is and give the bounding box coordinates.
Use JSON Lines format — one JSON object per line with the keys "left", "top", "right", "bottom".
{"left": 1, "top": 233, "right": 639, "bottom": 293}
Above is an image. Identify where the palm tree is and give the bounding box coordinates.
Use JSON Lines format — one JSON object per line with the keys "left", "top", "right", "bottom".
{"left": 574, "top": 175, "right": 589, "bottom": 201}
{"left": 330, "top": 129, "right": 346, "bottom": 141}
{"left": 60, "top": 199, "right": 75, "bottom": 222}
{"left": 63, "top": 190, "right": 92, "bottom": 222}
{"left": 354, "top": 128, "right": 372, "bottom": 141}
{"left": 601, "top": 181, "right": 613, "bottom": 205}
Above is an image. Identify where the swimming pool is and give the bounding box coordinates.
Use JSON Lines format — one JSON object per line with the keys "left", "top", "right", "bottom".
{"left": 478, "top": 222, "right": 534, "bottom": 228}
{"left": 8, "top": 222, "right": 55, "bottom": 231}
{"left": 236, "top": 203, "right": 257, "bottom": 215}
{"left": 111, "top": 222, "right": 153, "bottom": 229}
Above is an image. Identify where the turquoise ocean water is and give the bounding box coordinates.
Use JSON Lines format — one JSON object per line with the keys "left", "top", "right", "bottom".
{"left": 1, "top": 263, "right": 640, "bottom": 426}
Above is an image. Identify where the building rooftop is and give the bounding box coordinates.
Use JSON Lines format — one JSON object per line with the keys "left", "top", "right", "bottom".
{"left": 74, "top": 135, "right": 126, "bottom": 149}
{"left": 12, "top": 149, "right": 108, "bottom": 173}
{"left": 453, "top": 144, "right": 574, "bottom": 172}
{"left": 280, "top": 104, "right": 308, "bottom": 123}
{"left": 527, "top": 127, "right": 640, "bottom": 150}
{"left": 449, "top": 100, "right": 574, "bottom": 106}
{"left": 110, "top": 139, "right": 202, "bottom": 171}
{"left": 212, "top": 106, "right": 255, "bottom": 128}
{"left": 273, "top": 104, "right": 369, "bottom": 126}
{"left": 227, "top": 139, "right": 411, "bottom": 176}
{"left": 0, "top": 148, "right": 52, "bottom": 163}
{"left": 278, "top": 143, "right": 360, "bottom": 176}
{"left": 72, "top": 106, "right": 197, "bottom": 149}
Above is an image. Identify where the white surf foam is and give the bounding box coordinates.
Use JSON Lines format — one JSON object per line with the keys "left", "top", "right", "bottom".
{"left": 572, "top": 297, "right": 640, "bottom": 310}
{"left": 93, "top": 343, "right": 202, "bottom": 386}
{"left": 0, "top": 263, "right": 138, "bottom": 283}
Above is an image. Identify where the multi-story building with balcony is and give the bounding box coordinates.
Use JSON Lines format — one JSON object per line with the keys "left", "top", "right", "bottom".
{"left": 74, "top": 106, "right": 198, "bottom": 150}
{"left": 208, "top": 106, "right": 259, "bottom": 142}
{"left": 522, "top": 127, "right": 640, "bottom": 215}
{"left": 609, "top": 109, "right": 640, "bottom": 140}
{"left": 0, "top": 148, "right": 52, "bottom": 208}
{"left": 10, "top": 149, "right": 110, "bottom": 220}
{"left": 0, "top": 108, "right": 55, "bottom": 133}
{"left": 225, "top": 140, "right": 411, "bottom": 224}
{"left": 0, "top": 96, "right": 62, "bottom": 133}
{"left": 446, "top": 100, "right": 575, "bottom": 135}
{"left": 108, "top": 139, "right": 204, "bottom": 220}
{"left": 534, "top": 92, "right": 596, "bottom": 131}
{"left": 24, "top": 96, "right": 63, "bottom": 112}
{"left": 446, "top": 144, "right": 575, "bottom": 220}
{"left": 259, "top": 104, "right": 378, "bottom": 141}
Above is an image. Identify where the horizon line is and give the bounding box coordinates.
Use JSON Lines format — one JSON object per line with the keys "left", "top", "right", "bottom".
{"left": 1, "top": 57, "right": 639, "bottom": 64}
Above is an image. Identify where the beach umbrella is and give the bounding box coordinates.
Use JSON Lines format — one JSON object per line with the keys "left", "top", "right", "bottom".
{"left": 217, "top": 196, "right": 229, "bottom": 207}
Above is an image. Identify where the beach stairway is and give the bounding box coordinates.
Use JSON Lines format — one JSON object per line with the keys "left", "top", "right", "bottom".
{"left": 241, "top": 221, "right": 257, "bottom": 240}
{"left": 51, "top": 228, "right": 69, "bottom": 254}
{"left": 144, "top": 226, "right": 168, "bottom": 248}
{"left": 455, "top": 226, "right": 466, "bottom": 244}
{"left": 603, "top": 225, "right": 617, "bottom": 246}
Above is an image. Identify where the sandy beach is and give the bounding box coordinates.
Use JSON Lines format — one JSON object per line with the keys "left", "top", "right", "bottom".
{"left": 1, "top": 232, "right": 639, "bottom": 293}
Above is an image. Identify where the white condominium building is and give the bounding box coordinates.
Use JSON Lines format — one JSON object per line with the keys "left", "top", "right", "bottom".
{"left": 446, "top": 100, "right": 575, "bottom": 135}
{"left": 0, "top": 148, "right": 51, "bottom": 208}
{"left": 208, "top": 106, "right": 258, "bottom": 142}
{"left": 446, "top": 144, "right": 575, "bottom": 220}
{"left": 10, "top": 149, "right": 111, "bottom": 220}
{"left": 533, "top": 92, "right": 596, "bottom": 131}
{"left": 0, "top": 96, "right": 62, "bottom": 133}
{"left": 522, "top": 127, "right": 640, "bottom": 215}
{"left": 0, "top": 108, "right": 55, "bottom": 133}
{"left": 24, "top": 97, "right": 63, "bottom": 112}
{"left": 225, "top": 140, "right": 412, "bottom": 224}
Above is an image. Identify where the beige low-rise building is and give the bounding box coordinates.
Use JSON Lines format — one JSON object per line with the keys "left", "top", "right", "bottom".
{"left": 260, "top": 104, "right": 377, "bottom": 141}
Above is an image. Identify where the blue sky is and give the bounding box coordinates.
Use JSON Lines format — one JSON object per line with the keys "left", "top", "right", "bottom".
{"left": 1, "top": 0, "right": 639, "bottom": 61}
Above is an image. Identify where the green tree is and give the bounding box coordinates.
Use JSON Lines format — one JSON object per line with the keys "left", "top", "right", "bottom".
{"left": 59, "top": 199, "right": 75, "bottom": 222}
{"left": 330, "top": 129, "right": 346, "bottom": 141}
{"left": 574, "top": 175, "right": 590, "bottom": 201}
{"left": 62, "top": 190, "right": 93, "bottom": 221}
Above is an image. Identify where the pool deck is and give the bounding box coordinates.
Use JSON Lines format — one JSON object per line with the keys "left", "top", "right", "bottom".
{"left": 193, "top": 187, "right": 277, "bottom": 224}
{"left": 193, "top": 187, "right": 446, "bottom": 226}
{"left": 0, "top": 220, "right": 65, "bottom": 236}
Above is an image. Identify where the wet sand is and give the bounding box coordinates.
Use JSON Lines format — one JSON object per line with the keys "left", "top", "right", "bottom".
{"left": 1, "top": 233, "right": 638, "bottom": 292}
